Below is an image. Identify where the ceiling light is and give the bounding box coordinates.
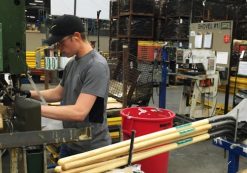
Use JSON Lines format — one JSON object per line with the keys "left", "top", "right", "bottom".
{"left": 27, "top": 16, "right": 36, "bottom": 19}
{"left": 29, "top": 2, "right": 37, "bottom": 5}
{"left": 34, "top": 0, "right": 44, "bottom": 3}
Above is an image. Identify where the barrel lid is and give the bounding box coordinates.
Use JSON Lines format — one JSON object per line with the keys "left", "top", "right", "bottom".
{"left": 121, "top": 107, "right": 175, "bottom": 121}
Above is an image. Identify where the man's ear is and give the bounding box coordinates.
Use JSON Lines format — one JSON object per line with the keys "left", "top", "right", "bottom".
{"left": 73, "top": 32, "right": 81, "bottom": 38}
{"left": 72, "top": 32, "right": 82, "bottom": 42}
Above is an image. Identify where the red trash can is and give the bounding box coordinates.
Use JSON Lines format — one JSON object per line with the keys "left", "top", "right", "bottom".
{"left": 121, "top": 107, "right": 175, "bottom": 173}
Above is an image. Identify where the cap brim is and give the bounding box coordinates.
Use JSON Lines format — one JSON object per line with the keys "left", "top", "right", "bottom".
{"left": 43, "top": 35, "right": 64, "bottom": 46}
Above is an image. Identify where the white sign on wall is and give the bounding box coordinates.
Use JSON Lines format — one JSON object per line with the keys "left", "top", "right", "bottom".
{"left": 51, "top": 0, "right": 110, "bottom": 20}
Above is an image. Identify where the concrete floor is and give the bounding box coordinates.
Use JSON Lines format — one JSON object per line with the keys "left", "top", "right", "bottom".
{"left": 17, "top": 83, "right": 247, "bottom": 172}
{"left": 168, "top": 140, "right": 247, "bottom": 173}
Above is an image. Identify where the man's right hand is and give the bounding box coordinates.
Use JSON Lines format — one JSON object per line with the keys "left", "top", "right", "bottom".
{"left": 16, "top": 89, "right": 31, "bottom": 98}
{"left": 20, "top": 90, "right": 31, "bottom": 98}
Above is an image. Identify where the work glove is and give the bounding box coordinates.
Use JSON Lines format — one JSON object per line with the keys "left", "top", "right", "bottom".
{"left": 14, "top": 88, "right": 31, "bottom": 98}
{"left": 20, "top": 90, "right": 31, "bottom": 98}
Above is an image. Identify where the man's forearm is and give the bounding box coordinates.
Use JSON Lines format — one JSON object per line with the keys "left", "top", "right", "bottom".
{"left": 30, "top": 89, "right": 62, "bottom": 102}
{"left": 41, "top": 105, "right": 87, "bottom": 121}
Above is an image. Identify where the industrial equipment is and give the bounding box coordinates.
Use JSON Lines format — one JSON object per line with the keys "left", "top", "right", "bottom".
{"left": 176, "top": 49, "right": 216, "bottom": 75}
{"left": 176, "top": 49, "right": 219, "bottom": 119}
{"left": 189, "top": 21, "right": 233, "bottom": 115}
{"left": 0, "top": 1, "right": 92, "bottom": 173}
{"left": 0, "top": 0, "right": 26, "bottom": 75}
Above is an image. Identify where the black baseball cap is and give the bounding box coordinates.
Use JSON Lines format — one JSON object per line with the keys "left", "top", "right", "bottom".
{"left": 44, "top": 15, "right": 84, "bottom": 46}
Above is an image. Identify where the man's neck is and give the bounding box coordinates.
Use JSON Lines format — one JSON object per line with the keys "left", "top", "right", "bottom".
{"left": 76, "top": 42, "right": 93, "bottom": 57}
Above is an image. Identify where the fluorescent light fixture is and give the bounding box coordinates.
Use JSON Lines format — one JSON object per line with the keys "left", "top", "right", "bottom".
{"left": 29, "top": 3, "right": 37, "bottom": 5}
{"left": 35, "top": 0, "right": 44, "bottom": 3}
{"left": 27, "top": 16, "right": 36, "bottom": 19}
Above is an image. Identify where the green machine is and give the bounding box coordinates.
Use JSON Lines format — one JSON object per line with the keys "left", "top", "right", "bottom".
{"left": 0, "top": 3, "right": 92, "bottom": 173}
{"left": 0, "top": 23, "right": 2, "bottom": 68}
{"left": 0, "top": 0, "right": 27, "bottom": 74}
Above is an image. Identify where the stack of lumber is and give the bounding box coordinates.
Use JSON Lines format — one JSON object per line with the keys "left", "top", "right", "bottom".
{"left": 26, "top": 51, "right": 45, "bottom": 69}
{"left": 26, "top": 51, "right": 36, "bottom": 68}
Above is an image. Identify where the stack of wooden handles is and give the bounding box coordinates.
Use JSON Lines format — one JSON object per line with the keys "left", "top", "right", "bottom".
{"left": 54, "top": 119, "right": 214, "bottom": 173}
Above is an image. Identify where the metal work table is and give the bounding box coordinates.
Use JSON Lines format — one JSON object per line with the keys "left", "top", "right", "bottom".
{"left": 0, "top": 127, "right": 91, "bottom": 173}
{"left": 213, "top": 137, "right": 247, "bottom": 173}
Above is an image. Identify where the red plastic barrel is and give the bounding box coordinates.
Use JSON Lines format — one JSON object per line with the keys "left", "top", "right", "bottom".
{"left": 121, "top": 107, "right": 175, "bottom": 173}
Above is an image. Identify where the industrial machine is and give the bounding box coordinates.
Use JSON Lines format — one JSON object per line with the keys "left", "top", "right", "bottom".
{"left": 176, "top": 49, "right": 219, "bottom": 119}
{"left": 176, "top": 49, "right": 216, "bottom": 75}
{"left": 0, "top": 1, "right": 91, "bottom": 173}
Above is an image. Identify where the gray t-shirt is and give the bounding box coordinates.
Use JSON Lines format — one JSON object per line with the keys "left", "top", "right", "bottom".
{"left": 60, "top": 50, "right": 111, "bottom": 152}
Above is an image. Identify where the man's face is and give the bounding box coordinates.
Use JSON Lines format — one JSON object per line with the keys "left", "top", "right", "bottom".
{"left": 57, "top": 35, "right": 78, "bottom": 57}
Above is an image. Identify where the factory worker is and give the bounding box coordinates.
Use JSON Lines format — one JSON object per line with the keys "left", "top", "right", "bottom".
{"left": 27, "top": 15, "right": 111, "bottom": 157}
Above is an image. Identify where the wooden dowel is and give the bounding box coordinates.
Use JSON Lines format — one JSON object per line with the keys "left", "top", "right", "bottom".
{"left": 58, "top": 119, "right": 209, "bottom": 166}
{"left": 59, "top": 131, "right": 209, "bottom": 173}
{"left": 62, "top": 124, "right": 211, "bottom": 170}
{"left": 0, "top": 113, "right": 3, "bottom": 129}
{"left": 54, "top": 166, "right": 62, "bottom": 173}
{"left": 82, "top": 134, "right": 210, "bottom": 173}
{"left": 58, "top": 128, "right": 175, "bottom": 165}
{"left": 61, "top": 157, "right": 123, "bottom": 173}
{"left": 145, "top": 130, "right": 209, "bottom": 151}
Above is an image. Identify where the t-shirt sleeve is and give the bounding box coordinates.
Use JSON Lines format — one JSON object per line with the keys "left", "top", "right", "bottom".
{"left": 60, "top": 60, "right": 71, "bottom": 87}
{"left": 60, "top": 68, "right": 66, "bottom": 87}
{"left": 80, "top": 62, "right": 109, "bottom": 98}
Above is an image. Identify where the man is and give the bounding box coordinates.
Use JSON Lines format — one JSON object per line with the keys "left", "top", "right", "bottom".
{"left": 29, "top": 15, "right": 111, "bottom": 156}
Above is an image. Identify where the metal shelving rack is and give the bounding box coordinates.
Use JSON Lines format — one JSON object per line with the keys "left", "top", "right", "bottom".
{"left": 109, "top": 0, "right": 156, "bottom": 59}
{"left": 108, "top": 0, "right": 156, "bottom": 108}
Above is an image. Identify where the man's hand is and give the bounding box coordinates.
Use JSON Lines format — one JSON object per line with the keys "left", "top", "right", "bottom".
{"left": 14, "top": 89, "right": 31, "bottom": 98}
{"left": 20, "top": 90, "right": 31, "bottom": 98}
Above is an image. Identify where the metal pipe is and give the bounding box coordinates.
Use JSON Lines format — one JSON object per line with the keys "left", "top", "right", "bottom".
{"left": 127, "top": 130, "right": 135, "bottom": 166}
{"left": 211, "top": 120, "right": 236, "bottom": 129}
{"left": 234, "top": 109, "right": 239, "bottom": 143}
{"left": 224, "top": 21, "right": 235, "bottom": 114}
{"left": 122, "top": 45, "right": 129, "bottom": 108}
{"left": 97, "top": 10, "right": 101, "bottom": 52}
{"left": 22, "top": 147, "right": 28, "bottom": 173}
{"left": 209, "top": 115, "right": 236, "bottom": 123}
{"left": 74, "top": 0, "right": 77, "bottom": 16}
{"left": 43, "top": 145, "right": 47, "bottom": 173}
{"left": 0, "top": 150, "right": 2, "bottom": 173}
{"left": 159, "top": 47, "right": 168, "bottom": 108}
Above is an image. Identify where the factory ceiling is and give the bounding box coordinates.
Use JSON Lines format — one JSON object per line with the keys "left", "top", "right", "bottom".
{"left": 25, "top": 0, "right": 50, "bottom": 24}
